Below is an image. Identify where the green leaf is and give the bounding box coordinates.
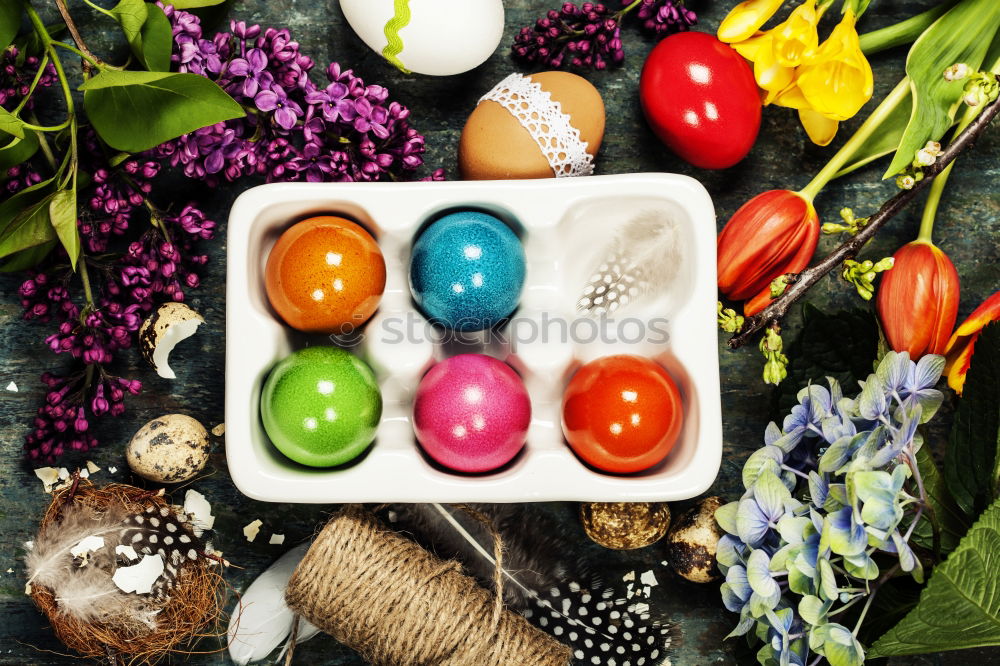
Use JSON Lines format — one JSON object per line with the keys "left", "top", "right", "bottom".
{"left": 48, "top": 189, "right": 79, "bottom": 269}
{"left": 0, "top": 130, "right": 38, "bottom": 170}
{"left": 0, "top": 2, "right": 22, "bottom": 52}
{"left": 161, "top": 0, "right": 228, "bottom": 7}
{"left": 139, "top": 4, "right": 173, "bottom": 71}
{"left": 0, "top": 240, "right": 56, "bottom": 272}
{"left": 0, "top": 193, "right": 57, "bottom": 259}
{"left": 869, "top": 497, "right": 1000, "bottom": 656}
{"left": 945, "top": 324, "right": 1000, "bottom": 517}
{"left": 0, "top": 177, "right": 54, "bottom": 230}
{"left": 81, "top": 70, "right": 244, "bottom": 152}
{"left": 884, "top": 0, "right": 1000, "bottom": 177}
{"left": 0, "top": 106, "right": 25, "bottom": 139}
{"left": 912, "top": 445, "right": 970, "bottom": 555}
{"left": 773, "top": 304, "right": 879, "bottom": 416}
{"left": 110, "top": 0, "right": 149, "bottom": 57}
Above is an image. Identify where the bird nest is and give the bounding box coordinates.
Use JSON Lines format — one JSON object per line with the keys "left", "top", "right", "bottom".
{"left": 28, "top": 480, "right": 225, "bottom": 665}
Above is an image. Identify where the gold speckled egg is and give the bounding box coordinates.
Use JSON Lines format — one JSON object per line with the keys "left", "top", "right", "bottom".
{"left": 580, "top": 502, "right": 671, "bottom": 550}
{"left": 459, "top": 71, "right": 605, "bottom": 180}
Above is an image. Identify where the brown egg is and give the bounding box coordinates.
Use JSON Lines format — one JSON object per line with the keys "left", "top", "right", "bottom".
{"left": 459, "top": 71, "right": 605, "bottom": 180}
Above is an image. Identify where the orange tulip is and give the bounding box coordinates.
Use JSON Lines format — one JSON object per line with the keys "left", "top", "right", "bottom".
{"left": 876, "top": 241, "right": 960, "bottom": 357}
{"left": 943, "top": 291, "right": 1000, "bottom": 394}
{"left": 717, "top": 189, "right": 820, "bottom": 316}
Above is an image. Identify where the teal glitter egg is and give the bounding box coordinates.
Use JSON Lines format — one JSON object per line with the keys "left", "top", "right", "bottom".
{"left": 409, "top": 211, "right": 526, "bottom": 331}
{"left": 261, "top": 346, "right": 382, "bottom": 467}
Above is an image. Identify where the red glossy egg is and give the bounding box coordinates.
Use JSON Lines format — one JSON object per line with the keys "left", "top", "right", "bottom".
{"left": 561, "top": 355, "right": 684, "bottom": 474}
{"left": 640, "top": 31, "right": 761, "bottom": 170}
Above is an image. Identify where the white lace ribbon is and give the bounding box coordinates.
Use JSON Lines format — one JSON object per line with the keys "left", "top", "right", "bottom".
{"left": 479, "top": 73, "right": 594, "bottom": 178}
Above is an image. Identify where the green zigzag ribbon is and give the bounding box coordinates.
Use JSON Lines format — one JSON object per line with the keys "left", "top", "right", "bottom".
{"left": 382, "top": 0, "right": 412, "bottom": 74}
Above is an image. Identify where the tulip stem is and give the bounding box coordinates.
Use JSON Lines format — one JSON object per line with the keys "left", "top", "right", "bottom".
{"left": 799, "top": 78, "right": 912, "bottom": 201}
{"left": 729, "top": 77, "right": 1000, "bottom": 349}
{"left": 917, "top": 161, "right": 953, "bottom": 243}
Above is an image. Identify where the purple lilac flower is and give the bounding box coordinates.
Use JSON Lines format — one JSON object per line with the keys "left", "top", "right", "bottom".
{"left": 153, "top": 6, "right": 443, "bottom": 184}
{"left": 512, "top": 1, "right": 696, "bottom": 70}
{"left": 630, "top": 0, "right": 696, "bottom": 36}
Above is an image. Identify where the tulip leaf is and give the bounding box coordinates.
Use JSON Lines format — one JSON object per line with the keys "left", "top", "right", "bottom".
{"left": 868, "top": 496, "right": 1000, "bottom": 656}
{"left": 944, "top": 324, "right": 1000, "bottom": 518}
{"left": 884, "top": 0, "right": 1000, "bottom": 178}
{"left": 80, "top": 69, "right": 244, "bottom": 152}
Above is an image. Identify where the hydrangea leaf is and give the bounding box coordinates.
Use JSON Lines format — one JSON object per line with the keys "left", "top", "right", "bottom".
{"left": 80, "top": 70, "right": 245, "bottom": 152}
{"left": 774, "top": 305, "right": 879, "bottom": 416}
{"left": 911, "top": 445, "right": 967, "bottom": 554}
{"left": 944, "top": 324, "right": 1000, "bottom": 517}
{"left": 869, "top": 497, "right": 1000, "bottom": 656}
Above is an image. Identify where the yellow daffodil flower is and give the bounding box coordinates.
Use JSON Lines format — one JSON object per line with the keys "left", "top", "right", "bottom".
{"left": 718, "top": 0, "right": 786, "bottom": 43}
{"left": 731, "top": 0, "right": 821, "bottom": 104}
{"left": 775, "top": 10, "right": 874, "bottom": 145}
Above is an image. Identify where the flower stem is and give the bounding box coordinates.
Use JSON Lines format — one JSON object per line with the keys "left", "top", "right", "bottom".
{"left": 729, "top": 76, "right": 1000, "bottom": 349}
{"left": 916, "top": 162, "right": 952, "bottom": 243}
{"left": 799, "top": 77, "right": 911, "bottom": 201}
{"left": 858, "top": 1, "right": 957, "bottom": 55}
{"left": 54, "top": 0, "right": 105, "bottom": 72}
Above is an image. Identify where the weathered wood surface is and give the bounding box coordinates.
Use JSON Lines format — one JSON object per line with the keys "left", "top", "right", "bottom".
{"left": 0, "top": 0, "right": 997, "bottom": 664}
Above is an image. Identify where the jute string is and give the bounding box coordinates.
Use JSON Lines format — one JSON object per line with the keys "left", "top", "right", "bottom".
{"left": 285, "top": 505, "right": 571, "bottom": 666}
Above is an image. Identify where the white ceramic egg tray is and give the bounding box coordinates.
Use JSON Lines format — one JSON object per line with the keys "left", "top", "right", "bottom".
{"left": 225, "top": 174, "right": 721, "bottom": 503}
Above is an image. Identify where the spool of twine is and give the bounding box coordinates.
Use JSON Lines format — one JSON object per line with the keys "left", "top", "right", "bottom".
{"left": 285, "top": 505, "right": 571, "bottom": 666}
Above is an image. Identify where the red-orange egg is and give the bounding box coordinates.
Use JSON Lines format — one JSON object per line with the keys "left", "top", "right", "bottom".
{"left": 264, "top": 216, "right": 386, "bottom": 333}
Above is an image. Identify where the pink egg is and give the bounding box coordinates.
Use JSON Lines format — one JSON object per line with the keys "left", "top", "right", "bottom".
{"left": 413, "top": 354, "right": 531, "bottom": 473}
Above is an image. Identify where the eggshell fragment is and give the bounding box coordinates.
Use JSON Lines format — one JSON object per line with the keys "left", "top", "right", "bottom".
{"left": 127, "top": 414, "right": 210, "bottom": 483}
{"left": 138, "top": 303, "right": 205, "bottom": 379}
{"left": 112, "top": 554, "right": 164, "bottom": 594}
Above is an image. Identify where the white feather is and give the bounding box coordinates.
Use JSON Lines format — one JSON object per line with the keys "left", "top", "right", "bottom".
{"left": 227, "top": 543, "right": 322, "bottom": 665}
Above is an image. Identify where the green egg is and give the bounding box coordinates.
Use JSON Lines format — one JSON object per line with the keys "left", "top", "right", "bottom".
{"left": 261, "top": 346, "right": 382, "bottom": 467}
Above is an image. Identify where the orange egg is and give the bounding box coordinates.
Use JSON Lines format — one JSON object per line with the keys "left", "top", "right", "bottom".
{"left": 264, "top": 216, "right": 386, "bottom": 333}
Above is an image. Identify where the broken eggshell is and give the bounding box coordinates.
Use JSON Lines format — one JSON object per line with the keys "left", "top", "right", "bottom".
{"left": 127, "top": 414, "right": 210, "bottom": 484}
{"left": 665, "top": 496, "right": 724, "bottom": 583}
{"left": 138, "top": 303, "right": 205, "bottom": 379}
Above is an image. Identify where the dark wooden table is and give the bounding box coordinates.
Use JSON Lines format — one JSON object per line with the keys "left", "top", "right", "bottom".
{"left": 1, "top": 0, "right": 997, "bottom": 664}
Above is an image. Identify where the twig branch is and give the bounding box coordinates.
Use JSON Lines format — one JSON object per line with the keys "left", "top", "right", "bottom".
{"left": 53, "top": 0, "right": 103, "bottom": 73}
{"left": 729, "top": 80, "right": 1000, "bottom": 349}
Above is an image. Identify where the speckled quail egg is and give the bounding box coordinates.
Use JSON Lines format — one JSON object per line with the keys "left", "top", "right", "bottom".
{"left": 127, "top": 414, "right": 210, "bottom": 483}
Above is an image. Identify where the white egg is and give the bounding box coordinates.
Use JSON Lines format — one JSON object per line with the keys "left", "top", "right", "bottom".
{"left": 340, "top": 0, "right": 504, "bottom": 76}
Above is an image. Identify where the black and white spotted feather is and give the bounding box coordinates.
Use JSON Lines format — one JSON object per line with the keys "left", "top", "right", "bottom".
{"left": 388, "top": 503, "right": 675, "bottom": 666}
{"left": 120, "top": 504, "right": 205, "bottom": 599}
{"left": 576, "top": 210, "right": 680, "bottom": 317}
